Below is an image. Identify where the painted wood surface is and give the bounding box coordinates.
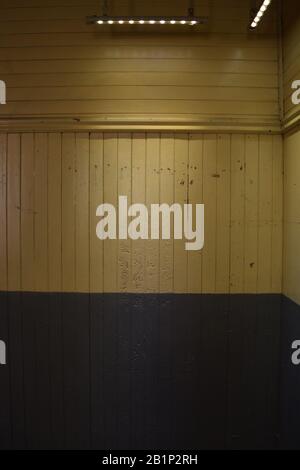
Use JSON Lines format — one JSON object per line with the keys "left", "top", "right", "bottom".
{"left": 0, "top": 132, "right": 283, "bottom": 294}
{"left": 0, "top": 0, "right": 279, "bottom": 130}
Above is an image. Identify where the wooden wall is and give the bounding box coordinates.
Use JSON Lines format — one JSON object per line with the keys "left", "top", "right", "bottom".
{"left": 0, "top": 132, "right": 283, "bottom": 294}
{"left": 282, "top": 1, "right": 300, "bottom": 304}
{"left": 283, "top": 131, "right": 300, "bottom": 304}
{"left": 0, "top": 0, "right": 279, "bottom": 131}
{"left": 283, "top": 0, "right": 300, "bottom": 128}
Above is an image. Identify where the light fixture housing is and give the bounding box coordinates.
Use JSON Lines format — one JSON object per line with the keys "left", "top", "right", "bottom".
{"left": 250, "top": 0, "right": 272, "bottom": 30}
{"left": 88, "top": 15, "right": 208, "bottom": 26}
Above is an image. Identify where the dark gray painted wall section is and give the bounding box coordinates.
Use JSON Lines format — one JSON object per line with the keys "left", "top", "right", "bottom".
{"left": 280, "top": 296, "right": 300, "bottom": 450}
{"left": 0, "top": 293, "right": 283, "bottom": 450}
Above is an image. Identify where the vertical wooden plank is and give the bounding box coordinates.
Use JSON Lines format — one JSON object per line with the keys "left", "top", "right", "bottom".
{"left": 75, "top": 133, "right": 89, "bottom": 293}
{"left": 90, "top": 133, "right": 104, "bottom": 293}
{"left": 271, "top": 135, "right": 283, "bottom": 293}
{"left": 32, "top": 133, "right": 51, "bottom": 448}
{"left": 145, "top": 133, "right": 160, "bottom": 293}
{"left": 103, "top": 134, "right": 118, "bottom": 293}
{"left": 202, "top": 134, "right": 217, "bottom": 293}
{"left": 21, "top": 133, "right": 34, "bottom": 291}
{"left": 7, "top": 134, "right": 21, "bottom": 291}
{"left": 283, "top": 132, "right": 300, "bottom": 302}
{"left": 216, "top": 134, "right": 231, "bottom": 293}
{"left": 48, "top": 134, "right": 64, "bottom": 448}
{"left": 48, "top": 133, "right": 62, "bottom": 292}
{"left": 187, "top": 134, "right": 203, "bottom": 293}
{"left": 244, "top": 135, "right": 259, "bottom": 293}
{"left": 159, "top": 134, "right": 174, "bottom": 293}
{"left": 62, "top": 133, "right": 75, "bottom": 292}
{"left": 0, "top": 134, "right": 7, "bottom": 291}
{"left": 7, "top": 136, "right": 25, "bottom": 447}
{"left": 63, "top": 292, "right": 90, "bottom": 449}
{"left": 34, "top": 133, "right": 48, "bottom": 291}
{"left": 0, "top": 293, "right": 11, "bottom": 449}
{"left": 132, "top": 133, "right": 146, "bottom": 293}
{"left": 230, "top": 134, "right": 245, "bottom": 293}
{"left": 117, "top": 133, "right": 132, "bottom": 293}
{"left": 116, "top": 134, "right": 132, "bottom": 446}
{"left": 0, "top": 136, "right": 9, "bottom": 443}
{"left": 258, "top": 135, "right": 273, "bottom": 293}
{"left": 48, "top": 293, "right": 64, "bottom": 449}
{"left": 174, "top": 134, "right": 188, "bottom": 293}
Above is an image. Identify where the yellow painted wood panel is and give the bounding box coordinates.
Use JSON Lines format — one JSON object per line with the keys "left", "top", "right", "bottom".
{"left": 0, "top": 101, "right": 279, "bottom": 118}
{"left": 0, "top": 46, "right": 278, "bottom": 62}
{"left": 283, "top": 0, "right": 300, "bottom": 126}
{"left": 0, "top": 59, "right": 278, "bottom": 76}
{"left": 117, "top": 133, "right": 132, "bottom": 292}
{"left": 0, "top": 131, "right": 283, "bottom": 294}
{"left": 0, "top": 0, "right": 279, "bottom": 127}
{"left": 0, "top": 135, "right": 7, "bottom": 290}
{"left": 1, "top": 72, "right": 278, "bottom": 89}
{"left": 187, "top": 134, "right": 203, "bottom": 293}
{"left": 21, "top": 133, "right": 35, "bottom": 291}
{"left": 61, "top": 133, "right": 76, "bottom": 291}
{"left": 159, "top": 134, "right": 174, "bottom": 293}
{"left": 230, "top": 135, "right": 245, "bottom": 293}
{"left": 48, "top": 132, "right": 62, "bottom": 292}
{"left": 34, "top": 133, "right": 48, "bottom": 291}
{"left": 257, "top": 135, "right": 273, "bottom": 293}
{"left": 7, "top": 87, "right": 278, "bottom": 103}
{"left": 145, "top": 134, "right": 160, "bottom": 293}
{"left": 174, "top": 135, "right": 188, "bottom": 293}
{"left": 216, "top": 134, "right": 231, "bottom": 293}
{"left": 103, "top": 134, "right": 118, "bottom": 292}
{"left": 131, "top": 133, "right": 146, "bottom": 293}
{"left": 283, "top": 130, "right": 300, "bottom": 304}
{"left": 202, "top": 134, "right": 217, "bottom": 293}
{"left": 7, "top": 134, "right": 21, "bottom": 290}
{"left": 75, "top": 133, "right": 90, "bottom": 292}
{"left": 271, "top": 135, "right": 283, "bottom": 293}
{"left": 89, "top": 133, "right": 104, "bottom": 293}
{"left": 244, "top": 135, "right": 259, "bottom": 293}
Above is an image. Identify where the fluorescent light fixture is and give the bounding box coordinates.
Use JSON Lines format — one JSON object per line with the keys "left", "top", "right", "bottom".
{"left": 250, "top": 0, "right": 272, "bottom": 29}
{"left": 87, "top": 15, "right": 208, "bottom": 27}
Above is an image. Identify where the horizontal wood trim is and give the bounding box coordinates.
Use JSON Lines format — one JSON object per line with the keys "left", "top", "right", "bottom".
{"left": 0, "top": 58, "right": 279, "bottom": 75}
{"left": 0, "top": 72, "right": 279, "bottom": 88}
{"left": 0, "top": 45, "right": 279, "bottom": 61}
{"left": 283, "top": 109, "right": 300, "bottom": 135}
{"left": 0, "top": 101, "right": 279, "bottom": 116}
{"left": 0, "top": 116, "right": 281, "bottom": 133}
{"left": 0, "top": 32, "right": 278, "bottom": 49}
{"left": 6, "top": 86, "right": 279, "bottom": 102}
